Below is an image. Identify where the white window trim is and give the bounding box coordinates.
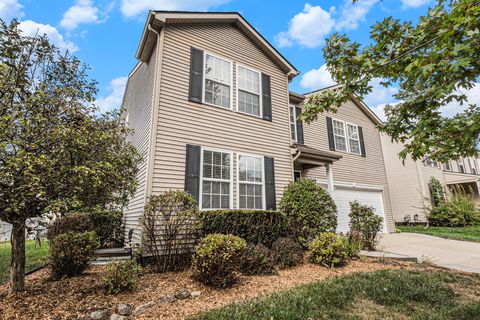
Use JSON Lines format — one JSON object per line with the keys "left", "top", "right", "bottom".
{"left": 235, "top": 63, "right": 263, "bottom": 118}
{"left": 332, "top": 118, "right": 362, "bottom": 155}
{"left": 199, "top": 146, "right": 234, "bottom": 211}
{"left": 290, "top": 105, "right": 298, "bottom": 143}
{"left": 201, "top": 51, "right": 233, "bottom": 110}
{"left": 236, "top": 153, "right": 266, "bottom": 210}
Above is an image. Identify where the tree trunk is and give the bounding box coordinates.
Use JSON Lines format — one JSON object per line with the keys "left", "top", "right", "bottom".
{"left": 9, "top": 219, "right": 26, "bottom": 293}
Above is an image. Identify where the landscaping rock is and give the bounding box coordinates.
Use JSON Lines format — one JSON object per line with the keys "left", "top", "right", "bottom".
{"left": 174, "top": 288, "right": 190, "bottom": 300}
{"left": 159, "top": 295, "right": 176, "bottom": 304}
{"left": 133, "top": 302, "right": 156, "bottom": 316}
{"left": 90, "top": 310, "right": 109, "bottom": 320}
{"left": 117, "top": 304, "right": 134, "bottom": 316}
{"left": 110, "top": 314, "right": 127, "bottom": 320}
{"left": 190, "top": 291, "right": 202, "bottom": 298}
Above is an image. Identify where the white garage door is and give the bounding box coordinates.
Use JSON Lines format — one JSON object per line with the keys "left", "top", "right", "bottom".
{"left": 334, "top": 187, "right": 388, "bottom": 234}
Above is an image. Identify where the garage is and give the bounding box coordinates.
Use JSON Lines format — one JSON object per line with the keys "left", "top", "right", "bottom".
{"left": 333, "top": 186, "right": 388, "bottom": 234}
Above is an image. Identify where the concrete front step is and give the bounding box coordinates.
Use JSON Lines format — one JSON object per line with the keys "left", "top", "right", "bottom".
{"left": 91, "top": 255, "right": 132, "bottom": 265}
{"left": 360, "top": 250, "right": 418, "bottom": 262}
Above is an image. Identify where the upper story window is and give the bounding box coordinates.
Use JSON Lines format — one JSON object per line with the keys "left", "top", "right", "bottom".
{"left": 238, "top": 154, "right": 264, "bottom": 209}
{"left": 458, "top": 160, "right": 465, "bottom": 173}
{"left": 204, "top": 53, "right": 232, "bottom": 109}
{"left": 425, "top": 157, "right": 439, "bottom": 168}
{"left": 332, "top": 119, "right": 361, "bottom": 155}
{"left": 443, "top": 161, "right": 451, "bottom": 171}
{"left": 200, "top": 149, "right": 232, "bottom": 209}
{"left": 237, "top": 65, "right": 261, "bottom": 117}
{"left": 290, "top": 105, "right": 298, "bottom": 142}
{"left": 473, "top": 159, "right": 479, "bottom": 175}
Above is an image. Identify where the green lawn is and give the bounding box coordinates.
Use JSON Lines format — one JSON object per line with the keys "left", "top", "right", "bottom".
{"left": 0, "top": 240, "right": 49, "bottom": 283}
{"left": 398, "top": 225, "right": 480, "bottom": 242}
{"left": 192, "top": 270, "right": 480, "bottom": 320}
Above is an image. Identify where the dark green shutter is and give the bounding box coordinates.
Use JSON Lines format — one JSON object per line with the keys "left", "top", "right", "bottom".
{"left": 295, "top": 106, "right": 304, "bottom": 144}
{"left": 261, "top": 73, "right": 272, "bottom": 121}
{"left": 326, "top": 117, "right": 335, "bottom": 151}
{"left": 264, "top": 156, "right": 276, "bottom": 210}
{"left": 188, "top": 47, "right": 204, "bottom": 103}
{"left": 358, "top": 126, "right": 366, "bottom": 157}
{"left": 185, "top": 144, "right": 201, "bottom": 206}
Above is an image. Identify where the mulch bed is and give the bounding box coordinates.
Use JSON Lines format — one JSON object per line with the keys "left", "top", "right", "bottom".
{"left": 0, "top": 258, "right": 427, "bottom": 320}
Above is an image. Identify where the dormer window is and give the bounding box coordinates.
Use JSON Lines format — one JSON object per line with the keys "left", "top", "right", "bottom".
{"left": 237, "top": 65, "right": 261, "bottom": 117}
{"left": 204, "top": 53, "right": 232, "bottom": 109}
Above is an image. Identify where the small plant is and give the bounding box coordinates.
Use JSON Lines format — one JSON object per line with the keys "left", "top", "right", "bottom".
{"left": 192, "top": 234, "right": 247, "bottom": 288}
{"left": 46, "top": 213, "right": 93, "bottom": 241}
{"left": 49, "top": 231, "right": 99, "bottom": 278}
{"left": 349, "top": 201, "right": 383, "bottom": 250}
{"left": 141, "top": 190, "right": 202, "bottom": 272}
{"left": 271, "top": 237, "right": 304, "bottom": 269}
{"left": 279, "top": 179, "right": 337, "bottom": 247}
{"left": 240, "top": 244, "right": 276, "bottom": 276}
{"left": 307, "top": 232, "right": 348, "bottom": 268}
{"left": 103, "top": 260, "right": 141, "bottom": 294}
{"left": 344, "top": 230, "right": 362, "bottom": 258}
{"left": 428, "top": 193, "right": 480, "bottom": 227}
{"left": 429, "top": 177, "right": 446, "bottom": 207}
{"left": 89, "top": 209, "right": 124, "bottom": 248}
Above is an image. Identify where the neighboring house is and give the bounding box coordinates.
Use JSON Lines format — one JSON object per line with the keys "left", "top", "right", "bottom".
{"left": 381, "top": 136, "right": 480, "bottom": 223}
{"left": 121, "top": 11, "right": 395, "bottom": 251}
{"left": 0, "top": 221, "right": 12, "bottom": 242}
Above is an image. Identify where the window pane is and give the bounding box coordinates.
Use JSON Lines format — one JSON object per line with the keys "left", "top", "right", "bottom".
{"left": 238, "top": 90, "right": 260, "bottom": 116}
{"left": 333, "top": 120, "right": 345, "bottom": 136}
{"left": 201, "top": 150, "right": 231, "bottom": 209}
{"left": 204, "top": 79, "right": 230, "bottom": 108}
{"left": 334, "top": 136, "right": 347, "bottom": 152}
{"left": 349, "top": 139, "right": 361, "bottom": 154}
{"left": 205, "top": 54, "right": 230, "bottom": 85}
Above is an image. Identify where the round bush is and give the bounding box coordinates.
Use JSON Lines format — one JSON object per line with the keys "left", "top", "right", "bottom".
{"left": 103, "top": 260, "right": 141, "bottom": 294}
{"left": 271, "top": 237, "right": 304, "bottom": 269}
{"left": 279, "top": 179, "right": 337, "bottom": 247}
{"left": 307, "top": 232, "right": 348, "bottom": 268}
{"left": 192, "top": 234, "right": 247, "bottom": 288}
{"left": 47, "top": 213, "right": 92, "bottom": 241}
{"left": 49, "top": 231, "right": 100, "bottom": 278}
{"left": 240, "top": 244, "right": 276, "bottom": 276}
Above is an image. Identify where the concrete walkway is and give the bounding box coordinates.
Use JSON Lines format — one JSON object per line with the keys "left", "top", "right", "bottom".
{"left": 379, "top": 233, "right": 480, "bottom": 274}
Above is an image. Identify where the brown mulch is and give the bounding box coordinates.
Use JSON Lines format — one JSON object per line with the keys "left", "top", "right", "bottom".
{"left": 0, "top": 258, "right": 428, "bottom": 320}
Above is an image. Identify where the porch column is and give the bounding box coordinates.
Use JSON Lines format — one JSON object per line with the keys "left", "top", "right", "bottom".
{"left": 326, "top": 163, "right": 335, "bottom": 196}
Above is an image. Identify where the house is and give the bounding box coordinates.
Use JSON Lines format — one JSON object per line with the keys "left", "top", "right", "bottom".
{"left": 381, "top": 136, "right": 480, "bottom": 223}
{"left": 121, "top": 11, "right": 395, "bottom": 250}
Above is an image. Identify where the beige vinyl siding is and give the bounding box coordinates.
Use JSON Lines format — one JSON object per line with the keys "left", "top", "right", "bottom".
{"left": 151, "top": 24, "right": 293, "bottom": 208}
{"left": 122, "top": 46, "right": 157, "bottom": 246}
{"left": 301, "top": 100, "right": 395, "bottom": 232}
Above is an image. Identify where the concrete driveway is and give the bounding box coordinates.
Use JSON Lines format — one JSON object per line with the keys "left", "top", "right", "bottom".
{"left": 379, "top": 233, "right": 480, "bottom": 274}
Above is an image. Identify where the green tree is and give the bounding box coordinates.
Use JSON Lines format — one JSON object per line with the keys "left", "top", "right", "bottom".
{"left": 303, "top": 0, "right": 479, "bottom": 161}
{"left": 0, "top": 20, "right": 141, "bottom": 293}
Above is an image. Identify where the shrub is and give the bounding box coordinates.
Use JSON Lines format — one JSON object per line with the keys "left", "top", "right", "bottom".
{"left": 348, "top": 201, "right": 383, "bottom": 251}
{"left": 49, "top": 231, "right": 99, "bottom": 278}
{"left": 271, "top": 237, "right": 304, "bottom": 269}
{"left": 279, "top": 179, "right": 337, "bottom": 247}
{"left": 307, "top": 232, "right": 349, "bottom": 268}
{"left": 429, "top": 177, "right": 445, "bottom": 207}
{"left": 46, "top": 212, "right": 92, "bottom": 241}
{"left": 90, "top": 209, "right": 124, "bottom": 248}
{"left": 141, "top": 190, "right": 202, "bottom": 272}
{"left": 240, "top": 244, "right": 276, "bottom": 276}
{"left": 192, "top": 234, "right": 246, "bottom": 288}
{"left": 103, "top": 260, "right": 141, "bottom": 294}
{"left": 200, "top": 210, "right": 288, "bottom": 248}
{"left": 344, "top": 230, "right": 362, "bottom": 258}
{"left": 429, "top": 194, "right": 480, "bottom": 227}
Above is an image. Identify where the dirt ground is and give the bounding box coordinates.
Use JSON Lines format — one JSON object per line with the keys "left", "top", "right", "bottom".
{"left": 0, "top": 258, "right": 428, "bottom": 320}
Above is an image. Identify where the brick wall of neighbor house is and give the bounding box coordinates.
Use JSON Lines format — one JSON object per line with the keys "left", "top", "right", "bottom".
{"left": 299, "top": 100, "right": 395, "bottom": 232}
{"left": 150, "top": 24, "right": 294, "bottom": 206}
{"left": 122, "top": 45, "right": 157, "bottom": 246}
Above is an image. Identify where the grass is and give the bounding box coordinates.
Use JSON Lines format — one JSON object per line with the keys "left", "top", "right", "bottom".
{"left": 0, "top": 240, "right": 49, "bottom": 283}
{"left": 192, "top": 270, "right": 480, "bottom": 320}
{"left": 398, "top": 225, "right": 480, "bottom": 242}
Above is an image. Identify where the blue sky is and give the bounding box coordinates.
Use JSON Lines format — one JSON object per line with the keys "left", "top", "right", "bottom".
{"left": 1, "top": 0, "right": 478, "bottom": 118}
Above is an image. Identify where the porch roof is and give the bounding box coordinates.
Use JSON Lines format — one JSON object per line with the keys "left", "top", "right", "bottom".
{"left": 443, "top": 171, "right": 480, "bottom": 185}
{"left": 292, "top": 143, "right": 342, "bottom": 169}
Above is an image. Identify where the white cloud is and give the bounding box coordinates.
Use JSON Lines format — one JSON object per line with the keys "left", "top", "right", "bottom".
{"left": 95, "top": 76, "right": 128, "bottom": 113}
{"left": 300, "top": 64, "right": 335, "bottom": 90}
{"left": 60, "top": 0, "right": 100, "bottom": 31}
{"left": 440, "top": 83, "right": 480, "bottom": 117}
{"left": 335, "top": 0, "right": 378, "bottom": 31}
{"left": 120, "top": 0, "right": 230, "bottom": 18}
{"left": 0, "top": 0, "right": 23, "bottom": 21}
{"left": 19, "top": 20, "right": 78, "bottom": 52}
{"left": 401, "top": 0, "right": 432, "bottom": 8}
{"left": 275, "top": 4, "right": 335, "bottom": 48}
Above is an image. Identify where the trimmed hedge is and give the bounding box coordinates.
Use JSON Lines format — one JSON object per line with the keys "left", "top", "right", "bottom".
{"left": 47, "top": 213, "right": 93, "bottom": 241}
{"left": 200, "top": 210, "right": 288, "bottom": 247}
{"left": 90, "top": 210, "right": 124, "bottom": 248}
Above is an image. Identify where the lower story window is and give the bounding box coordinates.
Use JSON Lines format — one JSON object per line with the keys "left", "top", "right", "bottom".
{"left": 201, "top": 149, "right": 231, "bottom": 209}
{"left": 238, "top": 155, "right": 264, "bottom": 209}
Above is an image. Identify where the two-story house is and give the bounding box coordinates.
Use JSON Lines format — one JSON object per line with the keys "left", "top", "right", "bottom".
{"left": 122, "top": 11, "right": 395, "bottom": 250}
{"left": 381, "top": 136, "right": 480, "bottom": 223}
